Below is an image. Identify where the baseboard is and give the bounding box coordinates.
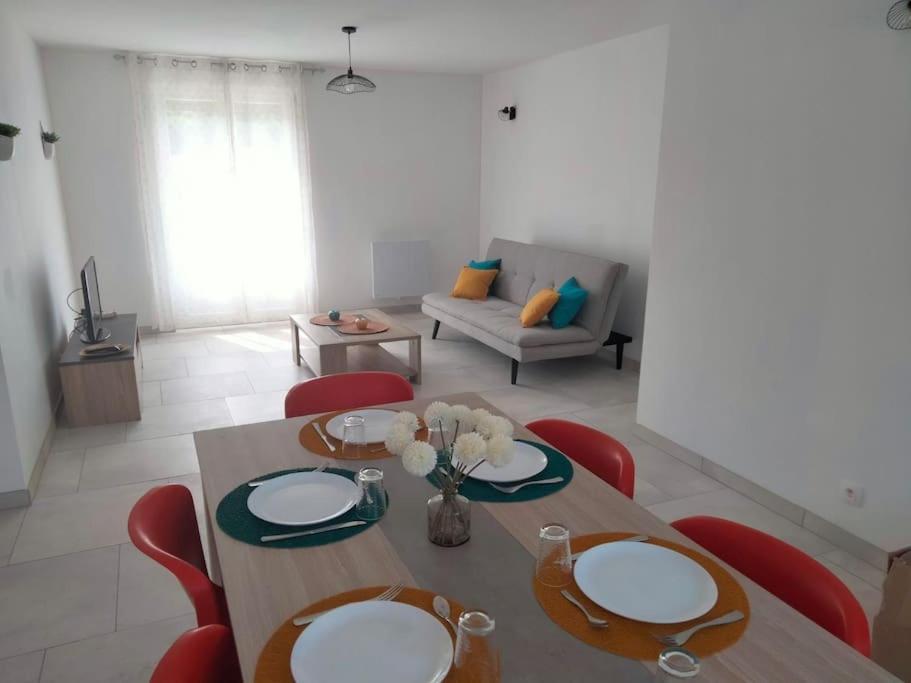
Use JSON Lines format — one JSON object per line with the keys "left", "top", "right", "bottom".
{"left": 25, "top": 398, "right": 61, "bottom": 503}
{"left": 376, "top": 303, "right": 422, "bottom": 315}
{"left": 632, "top": 423, "right": 890, "bottom": 571}
{"left": 0, "top": 489, "right": 30, "bottom": 510}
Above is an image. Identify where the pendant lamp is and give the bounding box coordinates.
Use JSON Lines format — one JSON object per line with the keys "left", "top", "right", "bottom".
{"left": 326, "top": 26, "right": 376, "bottom": 94}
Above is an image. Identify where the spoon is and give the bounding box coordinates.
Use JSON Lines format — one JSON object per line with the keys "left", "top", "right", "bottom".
{"left": 432, "top": 595, "right": 458, "bottom": 635}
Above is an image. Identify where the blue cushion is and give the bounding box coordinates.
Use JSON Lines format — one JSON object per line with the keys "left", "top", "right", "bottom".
{"left": 468, "top": 258, "right": 501, "bottom": 270}
{"left": 550, "top": 277, "right": 588, "bottom": 329}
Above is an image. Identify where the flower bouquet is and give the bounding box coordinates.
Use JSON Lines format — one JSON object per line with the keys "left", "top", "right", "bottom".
{"left": 385, "top": 402, "right": 515, "bottom": 546}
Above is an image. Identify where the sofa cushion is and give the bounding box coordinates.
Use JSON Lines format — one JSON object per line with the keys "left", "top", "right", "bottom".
{"left": 450, "top": 266, "right": 498, "bottom": 300}
{"left": 520, "top": 288, "right": 559, "bottom": 327}
{"left": 423, "top": 293, "right": 594, "bottom": 348}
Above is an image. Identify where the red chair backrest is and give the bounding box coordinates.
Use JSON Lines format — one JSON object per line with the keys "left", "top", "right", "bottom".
{"left": 672, "top": 516, "right": 871, "bottom": 655}
{"left": 128, "top": 484, "right": 229, "bottom": 627}
{"left": 151, "top": 625, "right": 242, "bottom": 683}
{"left": 525, "top": 418, "right": 635, "bottom": 499}
{"left": 284, "top": 371, "right": 414, "bottom": 418}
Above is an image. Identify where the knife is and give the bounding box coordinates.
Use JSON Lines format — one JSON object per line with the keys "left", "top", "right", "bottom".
{"left": 313, "top": 422, "right": 336, "bottom": 453}
{"left": 571, "top": 535, "right": 649, "bottom": 561}
{"left": 260, "top": 520, "right": 366, "bottom": 543}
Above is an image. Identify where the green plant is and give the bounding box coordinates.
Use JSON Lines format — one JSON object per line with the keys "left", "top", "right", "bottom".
{"left": 41, "top": 130, "right": 60, "bottom": 144}
{"left": 0, "top": 123, "right": 21, "bottom": 138}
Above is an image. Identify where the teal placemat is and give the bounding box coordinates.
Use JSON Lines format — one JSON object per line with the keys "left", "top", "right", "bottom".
{"left": 428, "top": 440, "right": 574, "bottom": 503}
{"left": 216, "top": 467, "right": 386, "bottom": 549}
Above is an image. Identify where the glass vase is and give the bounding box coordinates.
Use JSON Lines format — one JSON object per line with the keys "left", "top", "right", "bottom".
{"left": 427, "top": 491, "right": 471, "bottom": 547}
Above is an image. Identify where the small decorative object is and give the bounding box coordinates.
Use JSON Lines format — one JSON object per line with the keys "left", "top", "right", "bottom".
{"left": 40, "top": 125, "right": 60, "bottom": 160}
{"left": 326, "top": 26, "right": 376, "bottom": 94}
{"left": 0, "top": 123, "right": 21, "bottom": 162}
{"left": 328, "top": 309, "right": 341, "bottom": 322}
{"left": 355, "top": 316, "right": 369, "bottom": 330}
{"left": 887, "top": 1, "right": 911, "bottom": 29}
{"left": 386, "top": 403, "right": 515, "bottom": 546}
{"left": 497, "top": 106, "right": 517, "bottom": 121}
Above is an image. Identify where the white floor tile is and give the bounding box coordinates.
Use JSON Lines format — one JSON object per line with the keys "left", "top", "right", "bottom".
{"left": 262, "top": 350, "right": 296, "bottom": 368}
{"left": 0, "top": 508, "right": 26, "bottom": 566}
{"left": 627, "top": 441, "right": 724, "bottom": 501}
{"left": 820, "top": 549, "right": 887, "bottom": 589}
{"left": 226, "top": 391, "right": 285, "bottom": 425}
{"left": 633, "top": 477, "right": 670, "bottom": 507}
{"left": 139, "top": 382, "right": 161, "bottom": 408}
{"left": 160, "top": 372, "right": 254, "bottom": 405}
{"left": 141, "top": 340, "right": 209, "bottom": 360}
{"left": 34, "top": 450, "right": 84, "bottom": 499}
{"left": 51, "top": 423, "right": 125, "bottom": 453}
{"left": 80, "top": 435, "right": 199, "bottom": 491}
{"left": 246, "top": 365, "right": 314, "bottom": 393}
{"left": 205, "top": 330, "right": 289, "bottom": 355}
{"left": 39, "top": 614, "right": 194, "bottom": 683}
{"left": 0, "top": 651, "right": 43, "bottom": 683}
{"left": 480, "top": 385, "right": 589, "bottom": 423}
{"left": 124, "top": 399, "right": 233, "bottom": 442}
{"left": 140, "top": 358, "right": 188, "bottom": 381}
{"left": 571, "top": 402, "right": 641, "bottom": 445}
{"left": 186, "top": 352, "right": 269, "bottom": 377}
{"left": 116, "top": 544, "right": 193, "bottom": 629}
{"left": 647, "top": 488, "right": 836, "bottom": 557}
{"left": 0, "top": 547, "right": 117, "bottom": 659}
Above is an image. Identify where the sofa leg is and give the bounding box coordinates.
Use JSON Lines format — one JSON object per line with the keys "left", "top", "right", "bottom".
{"left": 431, "top": 320, "right": 440, "bottom": 340}
{"left": 510, "top": 359, "right": 519, "bottom": 385}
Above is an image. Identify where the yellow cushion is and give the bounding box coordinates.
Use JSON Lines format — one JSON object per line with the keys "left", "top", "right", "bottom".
{"left": 520, "top": 288, "right": 560, "bottom": 327}
{"left": 451, "top": 266, "right": 498, "bottom": 300}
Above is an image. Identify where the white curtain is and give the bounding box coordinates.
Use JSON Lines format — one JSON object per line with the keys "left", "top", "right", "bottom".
{"left": 128, "top": 56, "right": 318, "bottom": 331}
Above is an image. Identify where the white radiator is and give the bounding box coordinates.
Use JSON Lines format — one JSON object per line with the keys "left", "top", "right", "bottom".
{"left": 371, "top": 240, "right": 432, "bottom": 299}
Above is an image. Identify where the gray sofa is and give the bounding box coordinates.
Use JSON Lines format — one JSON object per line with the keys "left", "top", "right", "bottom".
{"left": 422, "top": 238, "right": 628, "bottom": 384}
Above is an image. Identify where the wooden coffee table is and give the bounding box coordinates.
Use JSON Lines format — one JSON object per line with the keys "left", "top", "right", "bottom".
{"left": 289, "top": 308, "right": 421, "bottom": 384}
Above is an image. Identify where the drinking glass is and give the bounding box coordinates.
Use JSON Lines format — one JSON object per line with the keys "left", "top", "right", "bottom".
{"left": 342, "top": 415, "right": 366, "bottom": 456}
{"left": 655, "top": 647, "right": 701, "bottom": 681}
{"left": 355, "top": 467, "right": 387, "bottom": 520}
{"left": 535, "top": 523, "right": 572, "bottom": 587}
{"left": 453, "top": 610, "right": 500, "bottom": 683}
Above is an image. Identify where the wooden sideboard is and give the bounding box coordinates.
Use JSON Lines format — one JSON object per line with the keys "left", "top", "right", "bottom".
{"left": 58, "top": 313, "right": 142, "bottom": 427}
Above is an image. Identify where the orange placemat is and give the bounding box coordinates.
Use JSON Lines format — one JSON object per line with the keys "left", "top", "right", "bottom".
{"left": 533, "top": 532, "right": 750, "bottom": 660}
{"left": 298, "top": 410, "right": 430, "bottom": 460}
{"left": 255, "top": 586, "right": 466, "bottom": 683}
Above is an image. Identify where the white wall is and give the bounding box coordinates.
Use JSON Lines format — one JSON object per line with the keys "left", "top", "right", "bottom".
{"left": 41, "top": 49, "right": 483, "bottom": 323}
{"left": 0, "top": 10, "right": 75, "bottom": 495}
{"left": 638, "top": 0, "right": 911, "bottom": 550}
{"left": 479, "top": 26, "right": 669, "bottom": 359}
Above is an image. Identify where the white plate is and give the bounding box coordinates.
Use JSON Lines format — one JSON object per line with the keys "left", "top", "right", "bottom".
{"left": 456, "top": 440, "right": 549, "bottom": 483}
{"left": 574, "top": 542, "right": 718, "bottom": 623}
{"left": 246, "top": 471, "right": 359, "bottom": 526}
{"left": 290, "top": 601, "right": 453, "bottom": 683}
{"left": 325, "top": 409, "right": 400, "bottom": 444}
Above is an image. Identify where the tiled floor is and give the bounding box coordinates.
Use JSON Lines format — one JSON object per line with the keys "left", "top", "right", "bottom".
{"left": 0, "top": 311, "right": 886, "bottom": 681}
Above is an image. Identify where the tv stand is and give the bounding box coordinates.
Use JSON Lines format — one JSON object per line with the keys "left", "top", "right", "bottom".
{"left": 59, "top": 313, "right": 142, "bottom": 426}
{"left": 79, "top": 326, "right": 111, "bottom": 344}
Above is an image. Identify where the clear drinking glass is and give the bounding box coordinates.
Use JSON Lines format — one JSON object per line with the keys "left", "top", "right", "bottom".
{"left": 535, "top": 523, "right": 572, "bottom": 587}
{"left": 655, "top": 647, "right": 701, "bottom": 681}
{"left": 453, "top": 610, "right": 500, "bottom": 683}
{"left": 355, "top": 467, "right": 386, "bottom": 520}
{"left": 342, "top": 415, "right": 366, "bottom": 456}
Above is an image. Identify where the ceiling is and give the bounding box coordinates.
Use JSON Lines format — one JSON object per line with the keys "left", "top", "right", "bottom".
{"left": 8, "top": 0, "right": 669, "bottom": 74}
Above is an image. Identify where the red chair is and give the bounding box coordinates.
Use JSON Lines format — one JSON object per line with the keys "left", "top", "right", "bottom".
{"left": 525, "top": 418, "right": 635, "bottom": 498}
{"left": 151, "top": 625, "right": 242, "bottom": 683}
{"left": 284, "top": 371, "right": 414, "bottom": 418}
{"left": 671, "top": 516, "right": 870, "bottom": 655}
{"left": 128, "top": 484, "right": 229, "bottom": 627}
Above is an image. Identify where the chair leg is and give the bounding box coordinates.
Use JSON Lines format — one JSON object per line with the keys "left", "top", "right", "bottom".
{"left": 510, "top": 359, "right": 519, "bottom": 385}
{"left": 432, "top": 320, "right": 440, "bottom": 340}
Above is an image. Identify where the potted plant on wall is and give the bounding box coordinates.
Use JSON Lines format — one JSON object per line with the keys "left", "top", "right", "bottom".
{"left": 40, "top": 126, "right": 60, "bottom": 160}
{"left": 0, "top": 123, "right": 20, "bottom": 161}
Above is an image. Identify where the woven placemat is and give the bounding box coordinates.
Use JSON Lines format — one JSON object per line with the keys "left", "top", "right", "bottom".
{"left": 298, "top": 410, "right": 430, "bottom": 460}
{"left": 429, "top": 440, "right": 573, "bottom": 503}
{"left": 533, "top": 532, "right": 750, "bottom": 660}
{"left": 215, "top": 468, "right": 388, "bottom": 549}
{"left": 255, "top": 586, "right": 466, "bottom": 683}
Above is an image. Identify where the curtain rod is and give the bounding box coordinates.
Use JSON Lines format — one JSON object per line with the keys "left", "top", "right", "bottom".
{"left": 113, "top": 53, "right": 325, "bottom": 74}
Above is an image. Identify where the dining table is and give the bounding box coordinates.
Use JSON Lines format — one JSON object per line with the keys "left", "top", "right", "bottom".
{"left": 194, "top": 391, "right": 896, "bottom": 682}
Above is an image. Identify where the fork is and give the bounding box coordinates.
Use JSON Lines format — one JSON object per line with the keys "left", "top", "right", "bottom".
{"left": 560, "top": 590, "right": 609, "bottom": 629}
{"left": 248, "top": 460, "right": 329, "bottom": 487}
{"left": 292, "top": 584, "right": 405, "bottom": 626}
{"left": 489, "top": 476, "right": 564, "bottom": 494}
{"left": 653, "top": 609, "right": 745, "bottom": 646}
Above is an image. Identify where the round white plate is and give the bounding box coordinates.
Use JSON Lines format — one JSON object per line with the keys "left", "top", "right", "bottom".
{"left": 456, "top": 440, "right": 548, "bottom": 483}
{"left": 325, "top": 409, "right": 400, "bottom": 444}
{"left": 246, "top": 471, "right": 359, "bottom": 526}
{"left": 574, "top": 542, "right": 718, "bottom": 623}
{"left": 290, "top": 601, "right": 453, "bottom": 683}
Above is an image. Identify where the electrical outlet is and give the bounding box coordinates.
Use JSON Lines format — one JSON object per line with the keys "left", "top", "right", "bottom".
{"left": 842, "top": 481, "right": 864, "bottom": 507}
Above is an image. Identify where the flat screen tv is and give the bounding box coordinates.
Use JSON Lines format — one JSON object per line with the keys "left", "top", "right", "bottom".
{"left": 79, "top": 257, "right": 110, "bottom": 343}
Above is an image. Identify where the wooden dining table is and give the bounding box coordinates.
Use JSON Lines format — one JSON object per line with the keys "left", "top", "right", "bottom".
{"left": 194, "top": 392, "right": 895, "bottom": 682}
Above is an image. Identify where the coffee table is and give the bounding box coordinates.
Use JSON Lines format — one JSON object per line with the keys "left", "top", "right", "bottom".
{"left": 290, "top": 308, "right": 421, "bottom": 384}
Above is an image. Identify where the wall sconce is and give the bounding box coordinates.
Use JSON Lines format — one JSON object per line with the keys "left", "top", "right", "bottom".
{"left": 497, "top": 106, "right": 517, "bottom": 121}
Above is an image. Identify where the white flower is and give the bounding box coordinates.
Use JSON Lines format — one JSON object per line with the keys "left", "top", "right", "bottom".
{"left": 475, "top": 414, "right": 514, "bottom": 440}
{"left": 471, "top": 408, "right": 491, "bottom": 425}
{"left": 424, "top": 401, "right": 454, "bottom": 433}
{"left": 401, "top": 440, "right": 437, "bottom": 477}
{"left": 453, "top": 432, "right": 487, "bottom": 467}
{"left": 450, "top": 404, "right": 476, "bottom": 433}
{"left": 485, "top": 434, "right": 515, "bottom": 468}
{"left": 392, "top": 410, "right": 420, "bottom": 434}
{"left": 384, "top": 424, "right": 415, "bottom": 456}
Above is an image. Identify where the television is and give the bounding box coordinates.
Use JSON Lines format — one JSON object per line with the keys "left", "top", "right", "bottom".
{"left": 79, "top": 257, "right": 110, "bottom": 343}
